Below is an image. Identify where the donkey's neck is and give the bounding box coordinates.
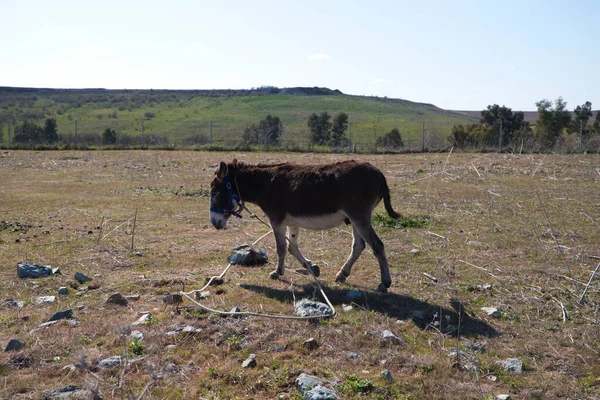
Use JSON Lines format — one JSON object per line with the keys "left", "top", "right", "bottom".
{"left": 230, "top": 166, "right": 272, "bottom": 206}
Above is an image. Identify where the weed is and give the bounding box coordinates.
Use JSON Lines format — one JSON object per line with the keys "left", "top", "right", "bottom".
{"left": 372, "top": 212, "right": 429, "bottom": 229}
{"left": 339, "top": 375, "right": 374, "bottom": 395}
{"left": 128, "top": 337, "right": 145, "bottom": 356}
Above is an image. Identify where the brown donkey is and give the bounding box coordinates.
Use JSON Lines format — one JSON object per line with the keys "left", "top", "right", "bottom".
{"left": 209, "top": 159, "right": 401, "bottom": 292}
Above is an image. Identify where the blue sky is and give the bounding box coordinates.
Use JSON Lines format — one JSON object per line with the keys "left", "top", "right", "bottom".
{"left": 1, "top": 0, "right": 598, "bottom": 111}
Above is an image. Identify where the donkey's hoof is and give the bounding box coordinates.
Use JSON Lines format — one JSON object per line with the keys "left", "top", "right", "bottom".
{"left": 269, "top": 271, "right": 281, "bottom": 280}
{"left": 376, "top": 282, "right": 389, "bottom": 293}
{"left": 335, "top": 272, "right": 347, "bottom": 283}
{"left": 310, "top": 264, "right": 320, "bottom": 277}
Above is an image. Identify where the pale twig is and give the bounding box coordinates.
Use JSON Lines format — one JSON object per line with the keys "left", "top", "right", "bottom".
{"left": 423, "top": 272, "right": 438, "bottom": 282}
{"left": 427, "top": 231, "right": 447, "bottom": 241}
{"left": 458, "top": 259, "right": 500, "bottom": 279}
{"left": 579, "top": 262, "right": 600, "bottom": 303}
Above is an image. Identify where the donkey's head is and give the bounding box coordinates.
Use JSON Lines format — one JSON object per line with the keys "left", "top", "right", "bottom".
{"left": 209, "top": 160, "right": 242, "bottom": 229}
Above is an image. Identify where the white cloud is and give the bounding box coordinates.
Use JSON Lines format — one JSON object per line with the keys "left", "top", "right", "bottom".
{"left": 307, "top": 53, "right": 330, "bottom": 61}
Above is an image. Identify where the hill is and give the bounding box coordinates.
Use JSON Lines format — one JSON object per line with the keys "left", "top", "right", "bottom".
{"left": 0, "top": 86, "right": 477, "bottom": 149}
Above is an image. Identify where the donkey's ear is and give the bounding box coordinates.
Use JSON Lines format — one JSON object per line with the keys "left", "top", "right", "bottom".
{"left": 217, "top": 161, "right": 227, "bottom": 178}
{"left": 232, "top": 158, "right": 238, "bottom": 166}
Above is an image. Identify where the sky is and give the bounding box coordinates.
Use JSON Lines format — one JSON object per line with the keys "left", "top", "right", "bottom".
{"left": 1, "top": 0, "right": 599, "bottom": 111}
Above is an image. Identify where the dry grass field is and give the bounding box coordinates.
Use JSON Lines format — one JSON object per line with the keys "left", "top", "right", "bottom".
{"left": 0, "top": 150, "right": 599, "bottom": 399}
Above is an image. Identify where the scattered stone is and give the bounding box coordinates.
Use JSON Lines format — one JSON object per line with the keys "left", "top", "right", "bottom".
{"left": 135, "top": 251, "right": 143, "bottom": 257}
{"left": 230, "top": 307, "right": 241, "bottom": 314}
{"left": 481, "top": 307, "right": 502, "bottom": 318}
{"left": 303, "top": 337, "right": 319, "bottom": 350}
{"left": 57, "top": 287, "right": 69, "bottom": 295}
{"left": 274, "top": 344, "right": 287, "bottom": 352}
{"left": 380, "top": 330, "right": 405, "bottom": 346}
{"left": 17, "top": 262, "right": 60, "bottom": 278}
{"left": 496, "top": 395, "right": 511, "bottom": 400}
{"left": 498, "top": 358, "right": 523, "bottom": 374}
{"left": 296, "top": 373, "right": 338, "bottom": 400}
{"left": 295, "top": 299, "right": 333, "bottom": 318}
{"left": 132, "top": 312, "right": 151, "bottom": 326}
{"left": 43, "top": 385, "right": 80, "bottom": 399}
{"left": 477, "top": 284, "right": 492, "bottom": 291}
{"left": 74, "top": 272, "right": 92, "bottom": 284}
{"left": 449, "top": 349, "right": 477, "bottom": 371}
{"left": 345, "top": 290, "right": 362, "bottom": 302}
{"left": 228, "top": 244, "right": 268, "bottom": 265}
{"left": 4, "top": 339, "right": 24, "bottom": 352}
{"left": 166, "top": 325, "right": 202, "bottom": 336}
{"left": 125, "top": 294, "right": 141, "bottom": 301}
{"left": 106, "top": 293, "right": 128, "bottom": 306}
{"left": 347, "top": 352, "right": 359, "bottom": 359}
{"left": 48, "top": 309, "right": 73, "bottom": 322}
{"left": 410, "top": 248, "right": 420, "bottom": 255}
{"left": 130, "top": 331, "right": 144, "bottom": 341}
{"left": 33, "top": 296, "right": 56, "bottom": 304}
{"left": 242, "top": 354, "right": 257, "bottom": 368}
{"left": 381, "top": 369, "right": 393, "bottom": 382}
{"left": 342, "top": 304, "right": 353, "bottom": 312}
{"left": 5, "top": 300, "right": 25, "bottom": 308}
{"left": 98, "top": 355, "right": 123, "bottom": 369}
{"left": 195, "top": 290, "right": 210, "bottom": 300}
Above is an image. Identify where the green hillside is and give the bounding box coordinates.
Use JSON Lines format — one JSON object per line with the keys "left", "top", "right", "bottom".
{"left": 0, "top": 87, "right": 477, "bottom": 149}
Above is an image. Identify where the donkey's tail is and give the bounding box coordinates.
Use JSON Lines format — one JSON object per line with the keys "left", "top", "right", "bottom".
{"left": 382, "top": 180, "right": 402, "bottom": 219}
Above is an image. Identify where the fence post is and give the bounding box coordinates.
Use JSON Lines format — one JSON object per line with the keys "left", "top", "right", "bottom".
{"left": 499, "top": 119, "right": 503, "bottom": 153}
{"left": 421, "top": 121, "right": 425, "bottom": 152}
{"left": 579, "top": 119, "right": 583, "bottom": 153}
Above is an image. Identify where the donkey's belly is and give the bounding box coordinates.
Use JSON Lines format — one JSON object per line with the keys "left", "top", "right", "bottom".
{"left": 283, "top": 211, "right": 346, "bottom": 231}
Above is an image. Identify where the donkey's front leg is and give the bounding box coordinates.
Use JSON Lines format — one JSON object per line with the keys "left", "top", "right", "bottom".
{"left": 269, "top": 224, "right": 288, "bottom": 279}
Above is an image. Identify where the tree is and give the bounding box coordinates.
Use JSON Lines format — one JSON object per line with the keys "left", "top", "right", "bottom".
{"left": 535, "top": 97, "right": 571, "bottom": 149}
{"left": 330, "top": 112, "right": 349, "bottom": 146}
{"left": 480, "top": 104, "right": 530, "bottom": 147}
{"left": 449, "top": 124, "right": 487, "bottom": 148}
{"left": 569, "top": 101, "right": 593, "bottom": 135}
{"left": 593, "top": 111, "right": 600, "bottom": 134}
{"left": 43, "top": 118, "right": 58, "bottom": 143}
{"left": 102, "top": 128, "right": 117, "bottom": 145}
{"left": 307, "top": 112, "right": 332, "bottom": 145}
{"left": 376, "top": 128, "right": 404, "bottom": 149}
{"left": 14, "top": 121, "right": 43, "bottom": 143}
{"left": 242, "top": 115, "right": 283, "bottom": 146}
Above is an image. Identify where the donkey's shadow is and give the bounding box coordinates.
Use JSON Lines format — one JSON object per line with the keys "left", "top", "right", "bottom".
{"left": 239, "top": 283, "right": 498, "bottom": 338}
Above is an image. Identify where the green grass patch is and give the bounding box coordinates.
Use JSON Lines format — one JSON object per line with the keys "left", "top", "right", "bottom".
{"left": 372, "top": 212, "right": 430, "bottom": 229}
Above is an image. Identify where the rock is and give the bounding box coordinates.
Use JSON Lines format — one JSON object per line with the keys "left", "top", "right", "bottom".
{"left": 381, "top": 370, "right": 393, "bottom": 382}
{"left": 4, "top": 339, "right": 24, "bottom": 352}
{"left": 135, "top": 251, "right": 143, "bottom": 257}
{"left": 106, "top": 293, "right": 128, "bottom": 306}
{"left": 303, "top": 338, "right": 319, "bottom": 350}
{"left": 98, "top": 355, "right": 123, "bottom": 369}
{"left": 342, "top": 304, "right": 353, "bottom": 312}
{"left": 195, "top": 290, "right": 210, "bottom": 300}
{"left": 230, "top": 307, "right": 241, "bottom": 315}
{"left": 17, "top": 262, "right": 60, "bottom": 278}
{"left": 5, "top": 300, "right": 25, "bottom": 308}
{"left": 74, "top": 272, "right": 92, "bottom": 284}
{"left": 496, "top": 395, "right": 511, "bottom": 400}
{"left": 481, "top": 307, "right": 501, "bottom": 318}
{"left": 43, "top": 385, "right": 81, "bottom": 399}
{"left": 33, "top": 296, "right": 56, "bottom": 304}
{"left": 345, "top": 290, "right": 362, "bottom": 302}
{"left": 498, "top": 358, "right": 523, "bottom": 374}
{"left": 57, "top": 287, "right": 69, "bottom": 295}
{"left": 48, "top": 309, "right": 73, "bottom": 322}
{"left": 242, "top": 354, "right": 257, "bottom": 368}
{"left": 132, "top": 312, "right": 151, "bottom": 326}
{"left": 294, "top": 299, "right": 333, "bottom": 318}
{"left": 347, "top": 352, "right": 359, "bottom": 359}
{"left": 449, "top": 349, "right": 477, "bottom": 371}
{"left": 296, "top": 373, "right": 338, "bottom": 400}
{"left": 477, "top": 284, "right": 492, "bottom": 291}
{"left": 380, "top": 330, "right": 405, "bottom": 346}
{"left": 130, "top": 331, "right": 144, "bottom": 341}
{"left": 410, "top": 248, "right": 420, "bottom": 255}
{"left": 165, "top": 325, "right": 202, "bottom": 336}
{"left": 228, "top": 244, "right": 268, "bottom": 265}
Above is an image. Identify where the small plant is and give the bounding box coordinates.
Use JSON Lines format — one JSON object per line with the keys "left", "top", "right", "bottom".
{"left": 339, "top": 375, "right": 374, "bottom": 395}
{"left": 128, "top": 337, "right": 145, "bottom": 356}
{"left": 372, "top": 212, "right": 429, "bottom": 229}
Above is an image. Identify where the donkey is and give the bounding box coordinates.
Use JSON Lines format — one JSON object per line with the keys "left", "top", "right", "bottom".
{"left": 209, "top": 159, "right": 401, "bottom": 292}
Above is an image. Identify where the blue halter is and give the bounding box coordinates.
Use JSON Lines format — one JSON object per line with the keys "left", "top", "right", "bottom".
{"left": 210, "top": 174, "right": 243, "bottom": 219}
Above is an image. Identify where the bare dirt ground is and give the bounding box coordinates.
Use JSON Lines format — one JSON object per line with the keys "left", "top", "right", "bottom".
{"left": 0, "top": 150, "right": 599, "bottom": 399}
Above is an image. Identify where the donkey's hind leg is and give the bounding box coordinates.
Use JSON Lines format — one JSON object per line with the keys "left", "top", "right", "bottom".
{"left": 287, "top": 226, "right": 320, "bottom": 277}
{"left": 351, "top": 218, "right": 392, "bottom": 293}
{"left": 269, "top": 223, "right": 288, "bottom": 279}
{"left": 335, "top": 224, "right": 365, "bottom": 283}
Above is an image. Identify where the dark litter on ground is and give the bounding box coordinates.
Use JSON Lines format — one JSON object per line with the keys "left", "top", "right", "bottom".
{"left": 17, "top": 262, "right": 60, "bottom": 279}
{"left": 228, "top": 244, "right": 268, "bottom": 266}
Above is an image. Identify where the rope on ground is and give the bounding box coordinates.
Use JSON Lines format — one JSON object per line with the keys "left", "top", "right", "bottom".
{"left": 180, "top": 207, "right": 337, "bottom": 320}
